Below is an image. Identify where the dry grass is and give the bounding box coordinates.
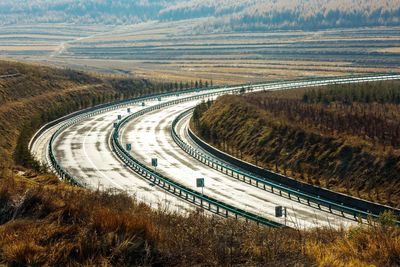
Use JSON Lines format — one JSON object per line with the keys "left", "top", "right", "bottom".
{"left": 0, "top": 59, "right": 184, "bottom": 168}
{"left": 0, "top": 175, "right": 157, "bottom": 266}
{"left": 307, "top": 223, "right": 400, "bottom": 266}
{"left": 52, "top": 56, "right": 393, "bottom": 85}
{"left": 378, "top": 47, "right": 400, "bottom": 53}
{"left": 1, "top": 173, "right": 399, "bottom": 266}
{"left": 2, "top": 22, "right": 400, "bottom": 84}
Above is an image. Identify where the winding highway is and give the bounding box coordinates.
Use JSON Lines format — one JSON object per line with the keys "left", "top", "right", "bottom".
{"left": 31, "top": 74, "right": 400, "bottom": 229}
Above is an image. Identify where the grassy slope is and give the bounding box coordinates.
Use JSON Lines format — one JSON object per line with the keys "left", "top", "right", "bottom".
{"left": 193, "top": 84, "right": 400, "bottom": 208}
{"left": 0, "top": 60, "right": 399, "bottom": 266}
{"left": 1, "top": 172, "right": 399, "bottom": 266}
{"left": 0, "top": 60, "right": 175, "bottom": 169}
{"left": 0, "top": 61, "right": 110, "bottom": 166}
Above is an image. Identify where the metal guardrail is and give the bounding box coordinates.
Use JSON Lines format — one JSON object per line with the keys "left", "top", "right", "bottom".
{"left": 0, "top": 73, "right": 21, "bottom": 79}
{"left": 40, "top": 73, "right": 400, "bottom": 227}
{"left": 171, "top": 109, "right": 400, "bottom": 225}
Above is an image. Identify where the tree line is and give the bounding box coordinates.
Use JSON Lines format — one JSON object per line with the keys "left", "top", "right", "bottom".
{"left": 245, "top": 81, "right": 400, "bottom": 148}
{"left": 303, "top": 81, "right": 400, "bottom": 105}
{"left": 161, "top": 0, "right": 400, "bottom": 31}
{"left": 192, "top": 99, "right": 214, "bottom": 141}
{"left": 193, "top": 80, "right": 400, "bottom": 151}
{"left": 2, "top": 0, "right": 400, "bottom": 31}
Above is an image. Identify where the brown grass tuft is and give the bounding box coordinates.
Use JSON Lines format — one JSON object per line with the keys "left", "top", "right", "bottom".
{"left": 0, "top": 176, "right": 158, "bottom": 266}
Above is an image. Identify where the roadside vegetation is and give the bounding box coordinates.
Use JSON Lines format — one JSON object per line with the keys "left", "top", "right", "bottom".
{"left": 2, "top": 173, "right": 398, "bottom": 266}
{"left": 192, "top": 81, "right": 400, "bottom": 208}
{"left": 0, "top": 60, "right": 399, "bottom": 265}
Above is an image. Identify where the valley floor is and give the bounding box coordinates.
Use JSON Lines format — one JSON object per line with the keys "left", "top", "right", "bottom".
{"left": 1, "top": 21, "right": 400, "bottom": 84}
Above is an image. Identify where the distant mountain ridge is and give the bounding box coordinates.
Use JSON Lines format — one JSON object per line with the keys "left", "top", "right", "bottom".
{"left": 0, "top": 0, "right": 399, "bottom": 31}
{"left": 0, "top": 0, "right": 176, "bottom": 25}
{"left": 161, "top": 0, "right": 400, "bottom": 31}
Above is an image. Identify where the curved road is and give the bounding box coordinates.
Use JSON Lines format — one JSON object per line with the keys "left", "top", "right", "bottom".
{"left": 32, "top": 98, "right": 197, "bottom": 213}
{"left": 31, "top": 74, "right": 400, "bottom": 229}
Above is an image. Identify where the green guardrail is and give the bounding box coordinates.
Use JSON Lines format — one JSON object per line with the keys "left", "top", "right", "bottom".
{"left": 171, "top": 108, "right": 400, "bottom": 225}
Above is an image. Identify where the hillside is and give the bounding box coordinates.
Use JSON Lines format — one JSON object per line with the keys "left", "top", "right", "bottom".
{"left": 192, "top": 81, "right": 400, "bottom": 208}
{"left": 0, "top": 60, "right": 184, "bottom": 170}
{"left": 3, "top": 174, "right": 399, "bottom": 266}
{"left": 0, "top": 0, "right": 171, "bottom": 25}
{"left": 1, "top": 0, "right": 400, "bottom": 31}
{"left": 0, "top": 60, "right": 398, "bottom": 265}
{"left": 162, "top": 0, "right": 400, "bottom": 31}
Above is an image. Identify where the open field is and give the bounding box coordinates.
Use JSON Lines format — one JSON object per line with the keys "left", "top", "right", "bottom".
{"left": 378, "top": 47, "right": 400, "bottom": 53}
{"left": 1, "top": 20, "right": 400, "bottom": 84}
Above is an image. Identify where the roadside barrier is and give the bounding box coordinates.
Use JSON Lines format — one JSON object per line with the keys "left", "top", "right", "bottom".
{"left": 171, "top": 108, "right": 400, "bottom": 224}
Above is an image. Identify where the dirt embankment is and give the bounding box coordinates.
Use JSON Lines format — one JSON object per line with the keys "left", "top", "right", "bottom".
{"left": 193, "top": 85, "right": 400, "bottom": 208}
{"left": 0, "top": 60, "right": 173, "bottom": 169}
